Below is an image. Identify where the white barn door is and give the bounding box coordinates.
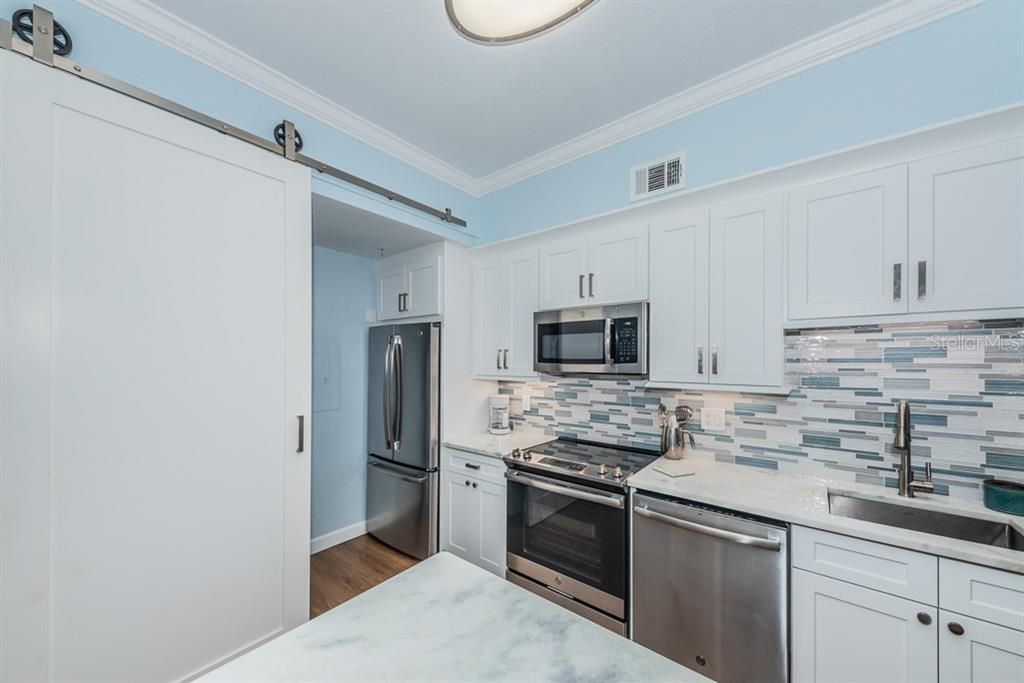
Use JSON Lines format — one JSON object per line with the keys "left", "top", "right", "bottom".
{"left": 1, "top": 52, "right": 311, "bottom": 681}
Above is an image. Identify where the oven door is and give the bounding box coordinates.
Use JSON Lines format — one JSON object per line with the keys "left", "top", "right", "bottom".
{"left": 505, "top": 469, "right": 626, "bottom": 618}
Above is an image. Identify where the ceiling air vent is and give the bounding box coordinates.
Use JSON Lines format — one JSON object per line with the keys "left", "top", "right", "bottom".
{"left": 630, "top": 152, "right": 686, "bottom": 202}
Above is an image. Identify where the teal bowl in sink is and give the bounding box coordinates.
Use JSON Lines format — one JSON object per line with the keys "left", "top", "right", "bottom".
{"left": 983, "top": 480, "right": 1024, "bottom": 517}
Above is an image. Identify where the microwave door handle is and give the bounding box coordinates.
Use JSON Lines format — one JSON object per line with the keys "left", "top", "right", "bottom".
{"left": 604, "top": 319, "right": 613, "bottom": 365}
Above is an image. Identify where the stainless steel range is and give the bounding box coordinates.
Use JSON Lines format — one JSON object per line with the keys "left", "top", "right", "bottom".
{"left": 503, "top": 438, "right": 658, "bottom": 635}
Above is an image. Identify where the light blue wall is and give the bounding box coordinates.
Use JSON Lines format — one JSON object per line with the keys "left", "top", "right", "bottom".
{"left": 479, "top": 0, "right": 1024, "bottom": 241}
{"left": 311, "top": 247, "right": 374, "bottom": 539}
{"left": 8, "top": 0, "right": 480, "bottom": 241}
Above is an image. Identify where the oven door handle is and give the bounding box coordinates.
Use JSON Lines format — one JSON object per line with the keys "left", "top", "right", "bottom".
{"left": 635, "top": 505, "right": 782, "bottom": 551}
{"left": 505, "top": 471, "right": 624, "bottom": 509}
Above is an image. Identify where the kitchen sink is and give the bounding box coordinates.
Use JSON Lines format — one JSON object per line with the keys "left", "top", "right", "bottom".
{"left": 828, "top": 492, "right": 1024, "bottom": 551}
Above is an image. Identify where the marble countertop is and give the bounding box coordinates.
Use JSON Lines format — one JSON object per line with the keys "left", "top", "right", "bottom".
{"left": 201, "top": 553, "right": 705, "bottom": 683}
{"left": 629, "top": 451, "right": 1023, "bottom": 575}
{"left": 442, "top": 430, "right": 555, "bottom": 459}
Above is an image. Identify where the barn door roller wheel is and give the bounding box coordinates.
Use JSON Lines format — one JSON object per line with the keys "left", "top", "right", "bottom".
{"left": 12, "top": 8, "right": 73, "bottom": 56}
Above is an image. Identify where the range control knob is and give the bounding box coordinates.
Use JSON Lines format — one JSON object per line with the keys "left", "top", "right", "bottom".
{"left": 612, "top": 466, "right": 624, "bottom": 479}
{"left": 523, "top": 452, "right": 533, "bottom": 461}
{"left": 511, "top": 449, "right": 522, "bottom": 460}
{"left": 596, "top": 463, "right": 608, "bottom": 476}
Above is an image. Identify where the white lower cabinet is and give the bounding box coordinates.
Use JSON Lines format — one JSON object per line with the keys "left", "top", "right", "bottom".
{"left": 792, "top": 526, "right": 1024, "bottom": 683}
{"left": 792, "top": 568, "right": 938, "bottom": 683}
{"left": 439, "top": 448, "right": 506, "bottom": 576}
{"left": 939, "top": 611, "right": 1024, "bottom": 683}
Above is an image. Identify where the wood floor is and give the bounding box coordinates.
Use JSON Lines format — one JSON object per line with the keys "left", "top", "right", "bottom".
{"left": 309, "top": 534, "right": 419, "bottom": 618}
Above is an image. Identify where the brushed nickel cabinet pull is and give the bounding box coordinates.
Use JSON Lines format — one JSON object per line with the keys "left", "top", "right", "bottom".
{"left": 697, "top": 346, "right": 704, "bottom": 374}
{"left": 917, "top": 261, "right": 927, "bottom": 299}
{"left": 503, "top": 349, "right": 509, "bottom": 369}
{"left": 578, "top": 274, "right": 584, "bottom": 299}
{"left": 496, "top": 348, "right": 501, "bottom": 370}
{"left": 893, "top": 263, "right": 902, "bottom": 301}
{"left": 465, "top": 462, "right": 481, "bottom": 470}
{"left": 296, "top": 415, "right": 305, "bottom": 453}
{"left": 588, "top": 273, "right": 594, "bottom": 297}
{"left": 711, "top": 347, "right": 718, "bottom": 375}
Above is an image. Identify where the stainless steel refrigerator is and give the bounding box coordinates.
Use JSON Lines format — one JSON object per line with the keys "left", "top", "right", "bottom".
{"left": 366, "top": 321, "right": 440, "bottom": 560}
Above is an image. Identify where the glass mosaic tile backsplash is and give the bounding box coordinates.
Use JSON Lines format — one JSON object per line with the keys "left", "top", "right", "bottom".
{"left": 499, "top": 319, "right": 1024, "bottom": 501}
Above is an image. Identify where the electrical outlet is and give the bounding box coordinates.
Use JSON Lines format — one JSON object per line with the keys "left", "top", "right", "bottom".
{"left": 521, "top": 395, "right": 531, "bottom": 413}
{"left": 701, "top": 408, "right": 726, "bottom": 431}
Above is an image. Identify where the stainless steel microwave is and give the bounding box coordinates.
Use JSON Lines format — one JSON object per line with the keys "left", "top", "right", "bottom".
{"left": 534, "top": 302, "right": 648, "bottom": 377}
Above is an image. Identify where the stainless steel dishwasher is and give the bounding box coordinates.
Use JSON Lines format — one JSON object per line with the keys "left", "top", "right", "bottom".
{"left": 632, "top": 492, "right": 789, "bottom": 683}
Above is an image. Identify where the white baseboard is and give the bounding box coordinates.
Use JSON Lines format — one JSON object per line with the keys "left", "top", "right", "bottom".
{"left": 310, "top": 520, "right": 367, "bottom": 555}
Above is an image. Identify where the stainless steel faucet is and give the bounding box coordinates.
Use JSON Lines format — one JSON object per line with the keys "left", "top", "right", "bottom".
{"left": 894, "top": 400, "right": 934, "bottom": 497}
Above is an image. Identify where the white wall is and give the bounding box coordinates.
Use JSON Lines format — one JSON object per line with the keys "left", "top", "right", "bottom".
{"left": 311, "top": 246, "right": 375, "bottom": 549}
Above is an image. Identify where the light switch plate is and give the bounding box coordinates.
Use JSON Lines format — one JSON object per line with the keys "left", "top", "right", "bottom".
{"left": 701, "top": 408, "right": 726, "bottom": 431}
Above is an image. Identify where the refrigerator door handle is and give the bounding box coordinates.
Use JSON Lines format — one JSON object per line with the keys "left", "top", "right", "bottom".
{"left": 393, "top": 334, "right": 404, "bottom": 450}
{"left": 383, "top": 334, "right": 394, "bottom": 449}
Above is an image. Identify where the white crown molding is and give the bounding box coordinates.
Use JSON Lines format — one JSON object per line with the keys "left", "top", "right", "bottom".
{"left": 77, "top": 0, "right": 980, "bottom": 198}
{"left": 77, "top": 0, "right": 480, "bottom": 195}
{"left": 472, "top": 0, "right": 983, "bottom": 195}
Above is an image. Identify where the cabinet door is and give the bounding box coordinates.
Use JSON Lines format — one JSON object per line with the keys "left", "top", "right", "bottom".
{"left": 506, "top": 251, "right": 538, "bottom": 377}
{"left": 909, "top": 138, "right": 1024, "bottom": 313}
{"left": 788, "top": 167, "right": 908, "bottom": 320}
{"left": 377, "top": 264, "right": 406, "bottom": 321}
{"left": 405, "top": 255, "right": 441, "bottom": 317}
{"left": 471, "top": 258, "right": 509, "bottom": 376}
{"left": 440, "top": 472, "right": 476, "bottom": 560}
{"left": 940, "top": 611, "right": 1024, "bottom": 683}
{"left": 474, "top": 479, "right": 506, "bottom": 576}
{"left": 538, "top": 236, "right": 588, "bottom": 310}
{"left": 708, "top": 194, "right": 783, "bottom": 387}
{"left": 648, "top": 210, "right": 709, "bottom": 384}
{"left": 587, "top": 222, "right": 648, "bottom": 305}
{"left": 792, "top": 569, "right": 938, "bottom": 683}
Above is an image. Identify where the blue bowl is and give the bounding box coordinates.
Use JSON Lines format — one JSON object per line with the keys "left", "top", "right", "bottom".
{"left": 983, "top": 480, "right": 1024, "bottom": 517}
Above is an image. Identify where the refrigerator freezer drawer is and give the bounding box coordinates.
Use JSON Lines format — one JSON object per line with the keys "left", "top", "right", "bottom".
{"left": 366, "top": 457, "right": 438, "bottom": 560}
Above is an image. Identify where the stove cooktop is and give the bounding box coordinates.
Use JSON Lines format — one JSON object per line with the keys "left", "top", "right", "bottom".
{"left": 504, "top": 438, "right": 659, "bottom": 490}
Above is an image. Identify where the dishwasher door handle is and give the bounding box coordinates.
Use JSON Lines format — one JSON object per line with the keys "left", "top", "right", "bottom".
{"left": 635, "top": 505, "right": 782, "bottom": 551}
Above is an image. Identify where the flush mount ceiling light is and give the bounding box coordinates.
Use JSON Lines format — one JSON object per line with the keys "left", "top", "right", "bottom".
{"left": 445, "top": 0, "right": 596, "bottom": 45}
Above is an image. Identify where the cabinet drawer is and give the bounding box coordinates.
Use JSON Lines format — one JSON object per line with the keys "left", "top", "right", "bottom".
{"left": 793, "top": 527, "right": 937, "bottom": 604}
{"left": 940, "top": 559, "right": 1024, "bottom": 631}
{"left": 442, "top": 447, "right": 506, "bottom": 485}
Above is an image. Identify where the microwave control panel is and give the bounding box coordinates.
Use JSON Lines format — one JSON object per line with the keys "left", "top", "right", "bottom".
{"left": 613, "top": 317, "right": 639, "bottom": 364}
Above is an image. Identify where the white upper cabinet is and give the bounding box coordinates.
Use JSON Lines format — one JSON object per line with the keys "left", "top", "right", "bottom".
{"left": 472, "top": 259, "right": 509, "bottom": 375}
{"left": 649, "top": 210, "right": 709, "bottom": 384}
{"left": 377, "top": 264, "right": 406, "bottom": 321}
{"left": 586, "top": 223, "right": 649, "bottom": 305}
{"left": 709, "top": 194, "right": 783, "bottom": 387}
{"left": 506, "top": 253, "right": 539, "bottom": 376}
{"left": 909, "top": 138, "right": 1024, "bottom": 314}
{"left": 538, "top": 221, "right": 648, "bottom": 310}
{"left": 471, "top": 249, "right": 538, "bottom": 379}
{"left": 405, "top": 253, "right": 440, "bottom": 318}
{"left": 376, "top": 243, "right": 443, "bottom": 321}
{"left": 787, "top": 166, "right": 909, "bottom": 321}
{"left": 538, "top": 236, "right": 589, "bottom": 310}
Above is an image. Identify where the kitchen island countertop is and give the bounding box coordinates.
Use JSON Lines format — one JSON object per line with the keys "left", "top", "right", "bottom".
{"left": 200, "top": 552, "right": 705, "bottom": 682}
